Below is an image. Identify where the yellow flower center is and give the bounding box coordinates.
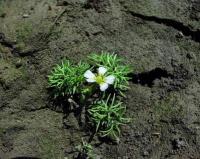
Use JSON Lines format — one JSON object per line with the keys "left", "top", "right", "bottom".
{"left": 95, "top": 75, "right": 105, "bottom": 84}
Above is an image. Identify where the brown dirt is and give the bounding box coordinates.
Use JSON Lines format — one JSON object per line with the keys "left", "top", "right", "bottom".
{"left": 0, "top": 0, "right": 200, "bottom": 158}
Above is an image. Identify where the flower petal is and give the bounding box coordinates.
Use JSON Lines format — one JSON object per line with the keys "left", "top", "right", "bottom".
{"left": 105, "top": 75, "right": 115, "bottom": 84}
{"left": 84, "top": 70, "right": 95, "bottom": 79}
{"left": 98, "top": 67, "right": 107, "bottom": 75}
{"left": 86, "top": 78, "right": 95, "bottom": 83}
{"left": 100, "top": 83, "right": 109, "bottom": 91}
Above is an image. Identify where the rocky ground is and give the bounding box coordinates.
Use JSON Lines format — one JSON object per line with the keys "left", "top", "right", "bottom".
{"left": 0, "top": 0, "right": 200, "bottom": 158}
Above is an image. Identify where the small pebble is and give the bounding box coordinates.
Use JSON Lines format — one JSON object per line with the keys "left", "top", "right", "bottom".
{"left": 143, "top": 151, "right": 149, "bottom": 156}
{"left": 0, "top": 13, "right": 6, "bottom": 18}
{"left": 186, "top": 52, "right": 196, "bottom": 60}
{"left": 152, "top": 132, "right": 160, "bottom": 136}
{"left": 22, "top": 14, "right": 29, "bottom": 18}
{"left": 172, "top": 138, "right": 186, "bottom": 149}
{"left": 48, "top": 5, "right": 52, "bottom": 11}
{"left": 176, "top": 31, "right": 184, "bottom": 38}
{"left": 15, "top": 60, "right": 22, "bottom": 68}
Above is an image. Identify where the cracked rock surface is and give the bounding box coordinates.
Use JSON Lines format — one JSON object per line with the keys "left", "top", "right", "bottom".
{"left": 0, "top": 0, "right": 200, "bottom": 158}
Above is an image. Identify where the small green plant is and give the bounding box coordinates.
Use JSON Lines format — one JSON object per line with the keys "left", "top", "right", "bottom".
{"left": 48, "top": 59, "right": 90, "bottom": 97}
{"left": 76, "top": 139, "right": 95, "bottom": 159}
{"left": 88, "top": 94, "right": 130, "bottom": 140}
{"left": 48, "top": 52, "right": 131, "bottom": 145}
{"left": 88, "top": 52, "right": 132, "bottom": 92}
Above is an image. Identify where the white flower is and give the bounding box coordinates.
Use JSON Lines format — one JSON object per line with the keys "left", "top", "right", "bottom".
{"left": 84, "top": 66, "right": 115, "bottom": 91}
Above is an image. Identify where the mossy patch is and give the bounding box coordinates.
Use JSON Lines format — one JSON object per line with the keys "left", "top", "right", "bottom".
{"left": 15, "top": 23, "right": 33, "bottom": 42}
{"left": 37, "top": 134, "right": 64, "bottom": 159}
{"left": 0, "top": 59, "right": 26, "bottom": 88}
{"left": 153, "top": 93, "right": 183, "bottom": 121}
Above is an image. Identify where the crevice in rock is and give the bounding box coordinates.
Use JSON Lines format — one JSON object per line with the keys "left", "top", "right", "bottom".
{"left": 0, "top": 32, "right": 47, "bottom": 57}
{"left": 84, "top": 0, "right": 101, "bottom": 11}
{"left": 84, "top": 0, "right": 110, "bottom": 13}
{"left": 24, "top": 106, "right": 49, "bottom": 112}
{"left": 0, "top": 32, "right": 16, "bottom": 49}
{"left": 13, "top": 47, "right": 47, "bottom": 57}
{"left": 127, "top": 11, "right": 200, "bottom": 43}
{"left": 129, "top": 65, "right": 192, "bottom": 92}
{"left": 130, "top": 67, "right": 173, "bottom": 87}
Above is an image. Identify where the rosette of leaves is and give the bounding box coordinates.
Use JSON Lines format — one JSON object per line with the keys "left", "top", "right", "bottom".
{"left": 88, "top": 94, "right": 130, "bottom": 140}
{"left": 48, "top": 59, "right": 90, "bottom": 97}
